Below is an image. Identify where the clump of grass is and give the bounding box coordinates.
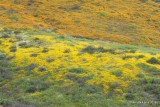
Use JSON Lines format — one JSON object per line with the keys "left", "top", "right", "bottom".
{"left": 81, "top": 45, "right": 115, "bottom": 54}
{"left": 122, "top": 55, "right": 145, "bottom": 60}
{"left": 136, "top": 72, "right": 145, "bottom": 78}
{"left": 0, "top": 52, "right": 13, "bottom": 79}
{"left": 139, "top": 77, "right": 160, "bottom": 99}
{"left": 0, "top": 52, "right": 6, "bottom": 60}
{"left": 137, "top": 55, "right": 145, "bottom": 59}
{"left": 63, "top": 48, "right": 71, "bottom": 53}
{"left": 46, "top": 57, "right": 54, "bottom": 63}
{"left": 16, "top": 78, "right": 51, "bottom": 93}
{"left": 19, "top": 42, "right": 32, "bottom": 48}
{"left": 125, "top": 93, "right": 135, "bottom": 100}
{"left": 38, "top": 66, "right": 47, "bottom": 72}
{"left": 66, "top": 73, "right": 92, "bottom": 85}
{"left": 42, "top": 48, "right": 49, "bottom": 53}
{"left": 108, "top": 82, "right": 121, "bottom": 89}
{"left": 30, "top": 53, "right": 39, "bottom": 57}
{"left": 146, "top": 57, "right": 160, "bottom": 65}
{"left": 9, "top": 45, "right": 17, "bottom": 52}
{"left": 0, "top": 33, "right": 10, "bottom": 38}
{"left": 68, "top": 67, "right": 86, "bottom": 73}
{"left": 27, "top": 0, "right": 35, "bottom": 6}
{"left": 81, "top": 46, "right": 104, "bottom": 54}
{"left": 111, "top": 70, "right": 123, "bottom": 77}
{"left": 97, "top": 11, "right": 107, "bottom": 16}
{"left": 122, "top": 55, "right": 133, "bottom": 60}
{"left": 6, "top": 55, "right": 15, "bottom": 60}
{"left": 25, "top": 63, "right": 38, "bottom": 71}
{"left": 10, "top": 15, "right": 19, "bottom": 21}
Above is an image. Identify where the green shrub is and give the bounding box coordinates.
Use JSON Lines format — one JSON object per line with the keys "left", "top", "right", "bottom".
{"left": 137, "top": 55, "right": 145, "bottom": 59}
{"left": 136, "top": 73, "right": 145, "bottom": 78}
{"left": 108, "top": 82, "right": 121, "bottom": 89}
{"left": 111, "top": 70, "right": 123, "bottom": 77}
{"left": 10, "top": 15, "right": 19, "bottom": 21}
{"left": 0, "top": 52, "right": 6, "bottom": 60}
{"left": 63, "top": 49, "right": 71, "bottom": 53}
{"left": 25, "top": 63, "right": 38, "bottom": 71}
{"left": 10, "top": 45, "right": 17, "bottom": 52}
{"left": 42, "top": 48, "right": 49, "bottom": 53}
{"left": 30, "top": 53, "right": 39, "bottom": 57}
{"left": 27, "top": 0, "right": 35, "bottom": 6}
{"left": 70, "top": 4, "right": 81, "bottom": 10}
{"left": 0, "top": 53, "right": 13, "bottom": 79}
{"left": 19, "top": 42, "right": 31, "bottom": 48}
{"left": 0, "top": 33, "right": 10, "bottom": 38}
{"left": 65, "top": 73, "right": 77, "bottom": 80}
{"left": 146, "top": 57, "right": 160, "bottom": 64}
{"left": 125, "top": 93, "right": 135, "bottom": 100}
{"left": 68, "top": 67, "right": 86, "bottom": 73}
{"left": 6, "top": 55, "right": 15, "bottom": 60}
{"left": 81, "top": 46, "right": 105, "bottom": 54}
{"left": 66, "top": 73, "right": 92, "bottom": 85}
{"left": 46, "top": 57, "right": 54, "bottom": 63}
{"left": 81, "top": 46, "right": 115, "bottom": 54}
{"left": 0, "top": 92, "right": 10, "bottom": 105}
{"left": 38, "top": 66, "right": 47, "bottom": 72}
{"left": 26, "top": 80, "right": 50, "bottom": 93}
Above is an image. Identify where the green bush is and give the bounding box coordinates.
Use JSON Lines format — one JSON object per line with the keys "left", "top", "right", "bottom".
{"left": 46, "top": 57, "right": 54, "bottom": 63}
{"left": 125, "top": 93, "right": 135, "bottom": 100}
{"left": 10, "top": 45, "right": 17, "bottom": 52}
{"left": 15, "top": 78, "right": 51, "bottom": 93}
{"left": 108, "top": 82, "right": 121, "bottom": 89}
{"left": 146, "top": 57, "right": 160, "bottom": 64}
{"left": 30, "top": 53, "right": 39, "bottom": 57}
{"left": 0, "top": 52, "right": 6, "bottom": 60}
{"left": 136, "top": 73, "right": 145, "bottom": 78}
{"left": 111, "top": 70, "right": 123, "bottom": 77}
{"left": 25, "top": 63, "right": 38, "bottom": 71}
{"left": 19, "top": 42, "right": 32, "bottom": 48}
{"left": 155, "top": 0, "right": 160, "bottom": 2}
{"left": 10, "top": 15, "right": 19, "bottom": 21}
{"left": 38, "top": 66, "right": 47, "bottom": 72}
{"left": 81, "top": 46, "right": 115, "bottom": 54}
{"left": 63, "top": 49, "right": 71, "bottom": 53}
{"left": 68, "top": 67, "right": 86, "bottom": 73}
{"left": 42, "top": 48, "right": 49, "bottom": 53}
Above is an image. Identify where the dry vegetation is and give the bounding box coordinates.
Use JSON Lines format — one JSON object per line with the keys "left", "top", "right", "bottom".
{"left": 0, "top": 0, "right": 160, "bottom": 47}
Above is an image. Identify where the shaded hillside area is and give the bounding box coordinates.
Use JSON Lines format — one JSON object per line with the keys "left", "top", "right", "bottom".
{"left": 0, "top": 0, "right": 160, "bottom": 47}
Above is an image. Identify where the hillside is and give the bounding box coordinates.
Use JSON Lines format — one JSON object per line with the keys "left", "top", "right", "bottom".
{"left": 0, "top": 0, "right": 160, "bottom": 107}
{"left": 0, "top": 0, "right": 160, "bottom": 47}
{"left": 0, "top": 29, "right": 160, "bottom": 107}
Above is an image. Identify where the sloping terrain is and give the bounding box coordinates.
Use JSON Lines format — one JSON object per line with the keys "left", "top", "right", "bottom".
{"left": 0, "top": 0, "right": 160, "bottom": 107}
{"left": 0, "top": 0, "right": 160, "bottom": 47}
{"left": 0, "top": 29, "right": 160, "bottom": 107}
